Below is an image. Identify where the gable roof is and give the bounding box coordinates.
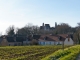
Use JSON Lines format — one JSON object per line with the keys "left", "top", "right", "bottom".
{"left": 39, "top": 34, "right": 73, "bottom": 42}
{"left": 58, "top": 34, "right": 68, "bottom": 38}
{"left": 58, "top": 34, "right": 73, "bottom": 39}
{"left": 39, "top": 35, "right": 59, "bottom": 41}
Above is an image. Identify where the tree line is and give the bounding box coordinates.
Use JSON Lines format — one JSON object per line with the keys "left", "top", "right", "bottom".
{"left": 5, "top": 23, "right": 80, "bottom": 44}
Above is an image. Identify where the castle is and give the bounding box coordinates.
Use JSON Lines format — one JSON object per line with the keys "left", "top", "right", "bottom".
{"left": 40, "top": 22, "right": 57, "bottom": 31}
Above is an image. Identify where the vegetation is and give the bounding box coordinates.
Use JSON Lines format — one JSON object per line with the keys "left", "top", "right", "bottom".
{"left": 5, "top": 22, "right": 80, "bottom": 45}
{"left": 42, "top": 45, "right": 80, "bottom": 60}
{"left": 0, "top": 45, "right": 68, "bottom": 60}
{"left": 6, "top": 25, "right": 15, "bottom": 36}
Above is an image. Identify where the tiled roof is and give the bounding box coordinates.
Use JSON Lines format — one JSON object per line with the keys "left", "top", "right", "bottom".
{"left": 39, "top": 34, "right": 72, "bottom": 41}
{"left": 58, "top": 34, "right": 73, "bottom": 39}
{"left": 39, "top": 35, "right": 59, "bottom": 41}
{"left": 58, "top": 34, "right": 68, "bottom": 38}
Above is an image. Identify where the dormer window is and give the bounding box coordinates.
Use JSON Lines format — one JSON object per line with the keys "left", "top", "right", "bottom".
{"left": 59, "top": 36, "right": 62, "bottom": 40}
{"left": 44, "top": 36, "right": 48, "bottom": 40}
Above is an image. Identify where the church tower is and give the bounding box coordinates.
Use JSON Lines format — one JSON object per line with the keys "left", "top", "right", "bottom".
{"left": 42, "top": 23, "right": 45, "bottom": 30}
{"left": 55, "top": 22, "right": 57, "bottom": 28}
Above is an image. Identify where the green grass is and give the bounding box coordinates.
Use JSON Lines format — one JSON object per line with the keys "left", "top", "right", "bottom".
{"left": 42, "top": 45, "right": 80, "bottom": 60}
{"left": 0, "top": 45, "right": 68, "bottom": 60}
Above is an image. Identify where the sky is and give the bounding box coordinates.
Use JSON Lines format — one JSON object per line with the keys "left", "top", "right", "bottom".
{"left": 0, "top": 0, "right": 80, "bottom": 34}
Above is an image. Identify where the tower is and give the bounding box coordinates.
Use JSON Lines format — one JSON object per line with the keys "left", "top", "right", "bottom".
{"left": 42, "top": 23, "right": 44, "bottom": 27}
{"left": 42, "top": 23, "right": 45, "bottom": 30}
{"left": 42, "top": 23, "right": 45, "bottom": 34}
{"left": 55, "top": 22, "right": 57, "bottom": 28}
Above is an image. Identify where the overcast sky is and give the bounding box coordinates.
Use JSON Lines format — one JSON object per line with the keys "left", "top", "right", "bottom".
{"left": 0, "top": 0, "right": 80, "bottom": 34}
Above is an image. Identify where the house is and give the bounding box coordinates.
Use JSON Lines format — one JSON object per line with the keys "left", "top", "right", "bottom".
{"left": 7, "top": 36, "right": 26, "bottom": 46}
{"left": 15, "top": 35, "right": 27, "bottom": 45}
{"left": 23, "top": 36, "right": 31, "bottom": 45}
{"left": 58, "top": 34, "right": 74, "bottom": 45}
{"left": 0, "top": 35, "right": 27, "bottom": 46}
{"left": 7, "top": 36, "right": 16, "bottom": 46}
{"left": 0, "top": 36, "right": 8, "bottom": 46}
{"left": 38, "top": 35, "right": 61, "bottom": 45}
{"left": 38, "top": 34, "right": 74, "bottom": 45}
{"left": 0, "top": 34, "right": 74, "bottom": 46}
{"left": 15, "top": 37, "right": 25, "bottom": 46}
{"left": 23, "top": 35, "right": 41, "bottom": 45}
{"left": 0, "top": 35, "right": 40, "bottom": 46}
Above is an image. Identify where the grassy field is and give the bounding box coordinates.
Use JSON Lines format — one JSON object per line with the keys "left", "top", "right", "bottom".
{"left": 0, "top": 45, "right": 68, "bottom": 60}
{"left": 42, "top": 45, "right": 80, "bottom": 60}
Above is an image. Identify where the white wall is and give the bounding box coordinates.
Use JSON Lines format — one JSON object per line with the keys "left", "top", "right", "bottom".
{"left": 23, "top": 39, "right": 30, "bottom": 45}
{"left": 64, "top": 38, "right": 74, "bottom": 45}
{"left": 8, "top": 42, "right": 15, "bottom": 46}
{"left": 54, "top": 41, "right": 62, "bottom": 45}
{"left": 38, "top": 41, "right": 55, "bottom": 45}
{"left": 8, "top": 42, "right": 22, "bottom": 46}
{"left": 38, "top": 41, "right": 62, "bottom": 45}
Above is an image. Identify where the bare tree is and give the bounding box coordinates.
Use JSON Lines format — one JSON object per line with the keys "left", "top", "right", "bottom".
{"left": 6, "top": 25, "right": 15, "bottom": 36}
{"left": 77, "top": 23, "right": 80, "bottom": 26}
{"left": 74, "top": 23, "right": 80, "bottom": 44}
{"left": 16, "top": 23, "right": 40, "bottom": 36}
{"left": 30, "top": 39, "right": 38, "bottom": 45}
{"left": 55, "top": 23, "right": 71, "bottom": 34}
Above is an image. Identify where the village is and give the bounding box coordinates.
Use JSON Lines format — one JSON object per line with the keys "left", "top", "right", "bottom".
{"left": 0, "top": 23, "right": 75, "bottom": 46}
{"left": 0, "top": 0, "right": 80, "bottom": 60}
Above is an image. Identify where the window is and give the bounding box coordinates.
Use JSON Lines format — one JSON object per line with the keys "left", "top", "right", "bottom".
{"left": 44, "top": 36, "right": 48, "bottom": 40}
{"left": 59, "top": 36, "right": 62, "bottom": 40}
{"left": 43, "top": 42, "right": 45, "bottom": 45}
{"left": 39, "top": 42, "right": 41, "bottom": 44}
{"left": 50, "top": 42, "right": 51, "bottom": 45}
